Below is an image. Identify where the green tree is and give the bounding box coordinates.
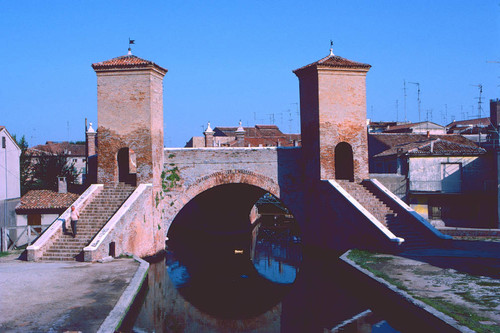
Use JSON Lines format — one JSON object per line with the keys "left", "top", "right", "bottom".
{"left": 29, "top": 153, "right": 80, "bottom": 192}
{"left": 12, "top": 135, "right": 80, "bottom": 194}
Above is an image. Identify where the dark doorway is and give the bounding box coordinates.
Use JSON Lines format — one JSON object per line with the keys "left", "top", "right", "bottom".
{"left": 117, "top": 148, "right": 136, "bottom": 186}
{"left": 28, "top": 214, "right": 42, "bottom": 233}
{"left": 335, "top": 142, "right": 354, "bottom": 181}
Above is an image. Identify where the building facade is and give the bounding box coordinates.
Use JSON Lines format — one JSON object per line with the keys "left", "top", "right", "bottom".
{"left": 0, "top": 126, "right": 21, "bottom": 250}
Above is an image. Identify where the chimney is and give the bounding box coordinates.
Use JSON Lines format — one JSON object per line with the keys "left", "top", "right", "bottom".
{"left": 235, "top": 121, "right": 245, "bottom": 147}
{"left": 204, "top": 122, "right": 214, "bottom": 147}
{"left": 57, "top": 177, "right": 67, "bottom": 193}
{"left": 86, "top": 122, "right": 97, "bottom": 156}
{"left": 491, "top": 99, "right": 500, "bottom": 131}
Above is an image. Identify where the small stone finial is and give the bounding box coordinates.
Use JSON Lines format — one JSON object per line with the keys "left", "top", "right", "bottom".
{"left": 236, "top": 120, "right": 244, "bottom": 133}
{"left": 87, "top": 122, "right": 95, "bottom": 133}
{"left": 205, "top": 121, "right": 214, "bottom": 133}
{"left": 329, "top": 40, "right": 334, "bottom": 56}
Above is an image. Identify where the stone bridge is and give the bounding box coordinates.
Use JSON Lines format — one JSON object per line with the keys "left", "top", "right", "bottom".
{"left": 28, "top": 49, "right": 450, "bottom": 262}
{"left": 160, "top": 147, "right": 304, "bottom": 233}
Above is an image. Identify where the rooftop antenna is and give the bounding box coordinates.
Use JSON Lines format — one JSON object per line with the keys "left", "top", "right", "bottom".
{"left": 471, "top": 84, "right": 483, "bottom": 118}
{"left": 409, "top": 82, "right": 421, "bottom": 122}
{"left": 128, "top": 38, "right": 135, "bottom": 55}
{"left": 266, "top": 113, "right": 275, "bottom": 124}
{"left": 395, "top": 99, "right": 399, "bottom": 122}
{"left": 403, "top": 80, "right": 407, "bottom": 122}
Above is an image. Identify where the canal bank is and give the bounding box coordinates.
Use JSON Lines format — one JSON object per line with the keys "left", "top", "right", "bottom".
{"left": 0, "top": 251, "right": 148, "bottom": 332}
{"left": 341, "top": 242, "right": 500, "bottom": 333}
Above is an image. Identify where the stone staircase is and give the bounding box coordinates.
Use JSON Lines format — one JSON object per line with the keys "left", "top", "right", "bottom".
{"left": 337, "top": 179, "right": 432, "bottom": 250}
{"left": 41, "top": 183, "right": 135, "bottom": 261}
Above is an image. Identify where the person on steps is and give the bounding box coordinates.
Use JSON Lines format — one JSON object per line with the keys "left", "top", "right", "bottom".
{"left": 70, "top": 205, "right": 80, "bottom": 238}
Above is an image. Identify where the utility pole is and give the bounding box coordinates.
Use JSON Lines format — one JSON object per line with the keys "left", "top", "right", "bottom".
{"left": 395, "top": 99, "right": 399, "bottom": 122}
{"left": 2, "top": 136, "right": 7, "bottom": 252}
{"left": 409, "top": 82, "right": 421, "bottom": 122}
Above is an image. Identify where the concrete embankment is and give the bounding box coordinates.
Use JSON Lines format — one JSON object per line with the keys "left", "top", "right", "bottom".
{"left": 340, "top": 248, "right": 500, "bottom": 332}
{"left": 0, "top": 252, "right": 148, "bottom": 332}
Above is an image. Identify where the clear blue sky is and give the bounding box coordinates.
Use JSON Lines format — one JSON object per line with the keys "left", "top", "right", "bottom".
{"left": 1, "top": 1, "right": 499, "bottom": 147}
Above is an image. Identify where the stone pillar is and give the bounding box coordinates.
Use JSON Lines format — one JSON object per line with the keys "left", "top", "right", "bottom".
{"left": 92, "top": 54, "right": 167, "bottom": 188}
{"left": 204, "top": 122, "right": 214, "bottom": 147}
{"left": 235, "top": 121, "right": 245, "bottom": 147}
{"left": 86, "top": 122, "right": 96, "bottom": 156}
{"left": 294, "top": 50, "right": 371, "bottom": 181}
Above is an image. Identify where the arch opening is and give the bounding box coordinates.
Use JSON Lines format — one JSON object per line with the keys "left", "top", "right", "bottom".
{"left": 117, "top": 147, "right": 136, "bottom": 186}
{"left": 335, "top": 142, "right": 354, "bottom": 181}
{"left": 166, "top": 183, "right": 302, "bottom": 319}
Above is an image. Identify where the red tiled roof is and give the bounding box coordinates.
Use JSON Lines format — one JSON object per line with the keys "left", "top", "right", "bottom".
{"left": 407, "top": 139, "right": 486, "bottom": 156}
{"left": 92, "top": 55, "right": 167, "bottom": 74}
{"left": 370, "top": 133, "right": 481, "bottom": 157}
{"left": 28, "top": 141, "right": 86, "bottom": 156}
{"left": 383, "top": 121, "right": 444, "bottom": 133}
{"left": 446, "top": 117, "right": 490, "bottom": 128}
{"left": 294, "top": 53, "right": 371, "bottom": 74}
{"left": 16, "top": 190, "right": 79, "bottom": 213}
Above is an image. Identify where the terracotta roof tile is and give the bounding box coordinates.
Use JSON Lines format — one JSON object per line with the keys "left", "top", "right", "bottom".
{"left": 370, "top": 133, "right": 483, "bottom": 157}
{"left": 408, "top": 139, "right": 486, "bottom": 156}
{"left": 28, "top": 141, "right": 85, "bottom": 156}
{"left": 446, "top": 117, "right": 490, "bottom": 128}
{"left": 294, "top": 54, "right": 371, "bottom": 74}
{"left": 16, "top": 190, "right": 79, "bottom": 213}
{"left": 92, "top": 55, "right": 167, "bottom": 74}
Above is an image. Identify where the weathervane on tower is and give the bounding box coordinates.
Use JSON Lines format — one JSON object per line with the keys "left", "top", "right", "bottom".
{"left": 128, "top": 38, "right": 135, "bottom": 55}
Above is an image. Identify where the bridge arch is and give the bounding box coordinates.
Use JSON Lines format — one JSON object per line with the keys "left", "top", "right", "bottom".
{"left": 164, "top": 169, "right": 282, "bottom": 233}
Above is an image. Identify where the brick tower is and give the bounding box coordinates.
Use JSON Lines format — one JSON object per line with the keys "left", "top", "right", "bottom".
{"left": 294, "top": 48, "right": 371, "bottom": 181}
{"left": 92, "top": 53, "right": 167, "bottom": 188}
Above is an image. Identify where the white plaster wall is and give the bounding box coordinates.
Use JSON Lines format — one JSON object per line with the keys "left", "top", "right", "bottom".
{"left": 0, "top": 129, "right": 21, "bottom": 201}
{"left": 409, "top": 156, "right": 483, "bottom": 192}
{"left": 16, "top": 214, "right": 27, "bottom": 227}
{"left": 41, "top": 214, "right": 59, "bottom": 225}
{"left": 67, "top": 156, "right": 86, "bottom": 184}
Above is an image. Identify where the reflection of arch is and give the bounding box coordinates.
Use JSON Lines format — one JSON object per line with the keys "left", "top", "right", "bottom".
{"left": 117, "top": 147, "right": 137, "bottom": 186}
{"left": 335, "top": 142, "right": 354, "bottom": 181}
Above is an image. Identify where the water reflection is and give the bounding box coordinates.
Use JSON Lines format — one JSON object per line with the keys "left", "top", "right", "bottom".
{"left": 252, "top": 225, "right": 302, "bottom": 284}
{"left": 125, "top": 221, "right": 399, "bottom": 332}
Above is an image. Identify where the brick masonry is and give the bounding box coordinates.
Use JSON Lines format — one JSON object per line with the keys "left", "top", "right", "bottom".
{"left": 159, "top": 147, "right": 305, "bottom": 233}
{"left": 295, "top": 63, "right": 370, "bottom": 181}
{"left": 95, "top": 68, "right": 165, "bottom": 189}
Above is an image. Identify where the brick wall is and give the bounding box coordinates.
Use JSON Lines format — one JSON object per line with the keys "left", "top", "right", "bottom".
{"left": 95, "top": 68, "right": 165, "bottom": 188}
{"left": 296, "top": 65, "right": 370, "bottom": 182}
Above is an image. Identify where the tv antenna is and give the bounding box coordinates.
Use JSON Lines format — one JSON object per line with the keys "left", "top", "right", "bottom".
{"left": 403, "top": 80, "right": 407, "bottom": 122}
{"left": 471, "top": 84, "right": 483, "bottom": 119}
{"left": 395, "top": 99, "right": 399, "bottom": 122}
{"left": 409, "top": 82, "right": 421, "bottom": 122}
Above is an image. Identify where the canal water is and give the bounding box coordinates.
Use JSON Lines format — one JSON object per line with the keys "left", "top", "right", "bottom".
{"left": 121, "top": 221, "right": 399, "bottom": 332}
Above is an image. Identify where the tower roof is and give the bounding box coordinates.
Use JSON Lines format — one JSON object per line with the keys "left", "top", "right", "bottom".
{"left": 92, "top": 54, "right": 167, "bottom": 74}
{"left": 293, "top": 53, "right": 371, "bottom": 74}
